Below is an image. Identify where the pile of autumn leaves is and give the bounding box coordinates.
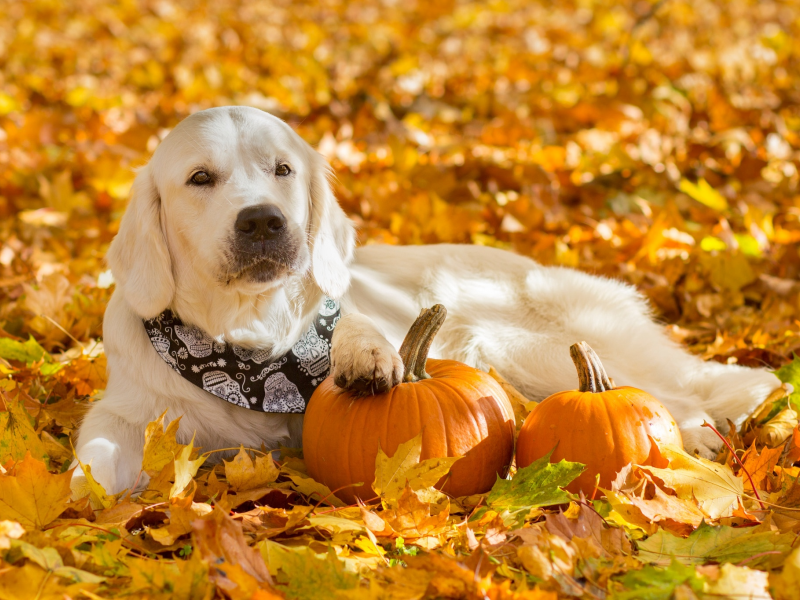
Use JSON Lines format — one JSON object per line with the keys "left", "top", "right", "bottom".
{"left": 1, "top": 339, "right": 800, "bottom": 599}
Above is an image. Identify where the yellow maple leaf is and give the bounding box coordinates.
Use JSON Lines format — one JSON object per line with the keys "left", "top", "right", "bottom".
{"left": 223, "top": 446, "right": 280, "bottom": 492}
{"left": 73, "top": 457, "right": 116, "bottom": 510}
{"left": 638, "top": 444, "right": 743, "bottom": 520}
{"left": 0, "top": 453, "right": 73, "bottom": 529}
{"left": 679, "top": 178, "right": 729, "bottom": 211}
{"left": 170, "top": 437, "right": 206, "bottom": 498}
{"left": 56, "top": 353, "right": 107, "bottom": 396}
{"left": 141, "top": 411, "right": 184, "bottom": 477}
{"left": 364, "top": 485, "right": 450, "bottom": 542}
{"left": 149, "top": 491, "right": 213, "bottom": 546}
{"left": 372, "top": 433, "right": 461, "bottom": 507}
{"left": 0, "top": 398, "right": 47, "bottom": 464}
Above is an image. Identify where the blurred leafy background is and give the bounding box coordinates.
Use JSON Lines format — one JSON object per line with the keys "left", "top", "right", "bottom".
{"left": 2, "top": 0, "right": 800, "bottom": 362}
{"left": 2, "top": 1, "right": 800, "bottom": 597}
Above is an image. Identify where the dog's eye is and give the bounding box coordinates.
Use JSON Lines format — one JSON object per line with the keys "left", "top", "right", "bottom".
{"left": 275, "top": 164, "right": 291, "bottom": 177}
{"left": 190, "top": 171, "right": 212, "bottom": 185}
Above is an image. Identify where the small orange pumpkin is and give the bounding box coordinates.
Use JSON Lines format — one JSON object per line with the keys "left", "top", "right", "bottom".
{"left": 516, "top": 341, "right": 682, "bottom": 495}
{"left": 303, "top": 305, "right": 515, "bottom": 504}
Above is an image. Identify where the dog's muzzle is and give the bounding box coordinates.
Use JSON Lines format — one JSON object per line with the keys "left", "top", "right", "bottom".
{"left": 225, "top": 204, "right": 299, "bottom": 284}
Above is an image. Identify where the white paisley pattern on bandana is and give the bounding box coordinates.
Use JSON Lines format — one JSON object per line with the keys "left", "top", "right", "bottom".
{"left": 143, "top": 297, "right": 340, "bottom": 413}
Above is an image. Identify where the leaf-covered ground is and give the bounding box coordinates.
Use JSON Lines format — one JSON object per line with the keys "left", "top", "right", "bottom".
{"left": 2, "top": 0, "right": 800, "bottom": 598}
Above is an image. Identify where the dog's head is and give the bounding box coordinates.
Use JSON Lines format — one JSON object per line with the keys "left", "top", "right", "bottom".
{"left": 107, "top": 107, "right": 355, "bottom": 319}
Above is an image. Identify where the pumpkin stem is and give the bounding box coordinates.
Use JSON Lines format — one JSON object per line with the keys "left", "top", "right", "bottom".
{"left": 398, "top": 304, "right": 447, "bottom": 382}
{"left": 570, "top": 342, "right": 615, "bottom": 393}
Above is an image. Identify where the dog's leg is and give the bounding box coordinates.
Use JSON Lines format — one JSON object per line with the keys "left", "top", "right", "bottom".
{"left": 72, "top": 404, "right": 148, "bottom": 497}
{"left": 330, "top": 313, "right": 404, "bottom": 395}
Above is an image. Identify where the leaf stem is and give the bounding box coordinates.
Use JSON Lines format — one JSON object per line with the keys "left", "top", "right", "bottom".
{"left": 701, "top": 421, "right": 766, "bottom": 510}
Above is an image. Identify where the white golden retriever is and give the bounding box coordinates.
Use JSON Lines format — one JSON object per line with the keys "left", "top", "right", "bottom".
{"left": 73, "top": 106, "right": 779, "bottom": 495}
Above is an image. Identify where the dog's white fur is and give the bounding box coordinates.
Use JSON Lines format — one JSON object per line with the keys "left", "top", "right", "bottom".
{"left": 73, "top": 106, "right": 780, "bottom": 495}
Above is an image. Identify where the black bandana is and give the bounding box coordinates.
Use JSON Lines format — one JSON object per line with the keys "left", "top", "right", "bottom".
{"left": 143, "top": 298, "right": 340, "bottom": 413}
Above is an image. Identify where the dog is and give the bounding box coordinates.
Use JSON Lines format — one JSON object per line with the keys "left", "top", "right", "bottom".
{"left": 72, "top": 106, "right": 780, "bottom": 496}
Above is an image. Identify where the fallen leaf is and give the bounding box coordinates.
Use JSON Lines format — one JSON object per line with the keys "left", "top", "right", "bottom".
{"left": 170, "top": 436, "right": 205, "bottom": 498}
{"left": 270, "top": 545, "right": 364, "bottom": 600}
{"left": 0, "top": 453, "right": 73, "bottom": 528}
{"left": 637, "top": 521, "right": 795, "bottom": 569}
{"left": 545, "top": 502, "right": 631, "bottom": 558}
{"left": 141, "top": 411, "right": 184, "bottom": 477}
{"left": 192, "top": 506, "right": 273, "bottom": 584}
{"left": 739, "top": 443, "right": 784, "bottom": 492}
{"left": 364, "top": 485, "right": 450, "bottom": 542}
{"left": 638, "top": 444, "right": 743, "bottom": 520}
{"left": 224, "top": 446, "right": 280, "bottom": 492}
{"left": 612, "top": 559, "right": 705, "bottom": 600}
{"left": 487, "top": 450, "right": 584, "bottom": 522}
{"left": 0, "top": 398, "right": 47, "bottom": 464}
{"left": 372, "top": 432, "right": 461, "bottom": 507}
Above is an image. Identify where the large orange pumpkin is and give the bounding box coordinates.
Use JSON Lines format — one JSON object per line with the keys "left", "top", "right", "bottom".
{"left": 516, "top": 341, "right": 683, "bottom": 495}
{"left": 303, "top": 305, "right": 515, "bottom": 504}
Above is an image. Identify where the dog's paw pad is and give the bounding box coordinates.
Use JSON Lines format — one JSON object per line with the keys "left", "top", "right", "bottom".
{"left": 331, "top": 342, "right": 403, "bottom": 396}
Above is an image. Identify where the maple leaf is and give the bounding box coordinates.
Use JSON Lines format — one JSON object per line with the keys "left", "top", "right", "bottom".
{"left": 141, "top": 411, "right": 184, "bottom": 477}
{"left": 257, "top": 505, "right": 314, "bottom": 539}
{"left": 637, "top": 444, "right": 743, "bottom": 520}
{"left": 0, "top": 397, "right": 47, "bottom": 464}
{"left": 758, "top": 407, "right": 799, "bottom": 447}
{"left": 401, "top": 550, "right": 497, "bottom": 600}
{"left": 637, "top": 522, "right": 795, "bottom": 569}
{"left": 192, "top": 506, "right": 273, "bottom": 586}
{"left": 268, "top": 545, "right": 364, "bottom": 600}
{"left": 72, "top": 458, "right": 116, "bottom": 510}
{"left": 612, "top": 560, "right": 705, "bottom": 600}
{"left": 363, "top": 485, "right": 450, "bottom": 543}
{"left": 224, "top": 446, "right": 280, "bottom": 492}
{"left": 55, "top": 353, "right": 107, "bottom": 396}
{"left": 623, "top": 485, "right": 705, "bottom": 537}
{"left": 149, "top": 490, "right": 213, "bottom": 546}
{"left": 6, "top": 538, "right": 106, "bottom": 583}
{"left": 0, "top": 452, "right": 73, "bottom": 529}
{"left": 170, "top": 436, "right": 205, "bottom": 498}
{"left": 0, "top": 562, "right": 99, "bottom": 600}
{"left": 739, "top": 443, "right": 783, "bottom": 492}
{"left": 679, "top": 178, "right": 728, "bottom": 212}
{"left": 515, "top": 526, "right": 579, "bottom": 590}
{"left": 126, "top": 552, "right": 213, "bottom": 599}
{"left": 487, "top": 450, "right": 584, "bottom": 522}
{"left": 283, "top": 471, "right": 346, "bottom": 508}
{"left": 39, "top": 396, "right": 88, "bottom": 432}
{"left": 372, "top": 432, "right": 461, "bottom": 507}
{"left": 545, "top": 502, "right": 631, "bottom": 559}
{"left": 0, "top": 336, "right": 48, "bottom": 363}
{"left": 604, "top": 467, "right": 706, "bottom": 536}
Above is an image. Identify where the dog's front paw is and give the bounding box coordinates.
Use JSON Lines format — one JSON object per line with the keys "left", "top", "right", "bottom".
{"left": 680, "top": 424, "right": 724, "bottom": 460}
{"left": 331, "top": 336, "right": 404, "bottom": 396}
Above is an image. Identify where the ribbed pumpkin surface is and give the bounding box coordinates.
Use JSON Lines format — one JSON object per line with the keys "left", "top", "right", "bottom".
{"left": 516, "top": 385, "right": 682, "bottom": 494}
{"left": 303, "top": 358, "right": 515, "bottom": 504}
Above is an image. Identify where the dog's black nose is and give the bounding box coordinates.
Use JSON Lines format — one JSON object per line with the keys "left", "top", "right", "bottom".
{"left": 235, "top": 205, "right": 286, "bottom": 239}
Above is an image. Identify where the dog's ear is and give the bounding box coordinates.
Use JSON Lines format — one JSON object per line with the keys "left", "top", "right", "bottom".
{"left": 308, "top": 153, "right": 355, "bottom": 299}
{"left": 107, "top": 164, "right": 175, "bottom": 318}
